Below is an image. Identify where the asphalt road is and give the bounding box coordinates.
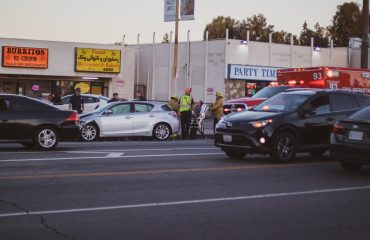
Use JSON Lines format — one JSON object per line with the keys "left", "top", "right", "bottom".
{"left": 0, "top": 140, "right": 370, "bottom": 240}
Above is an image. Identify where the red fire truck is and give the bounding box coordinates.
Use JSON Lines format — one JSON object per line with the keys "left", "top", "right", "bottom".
{"left": 277, "top": 66, "right": 370, "bottom": 94}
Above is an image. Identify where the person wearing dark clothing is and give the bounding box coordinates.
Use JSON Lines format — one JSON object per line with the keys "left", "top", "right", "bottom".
{"left": 69, "top": 88, "right": 84, "bottom": 114}
{"left": 108, "top": 93, "right": 120, "bottom": 103}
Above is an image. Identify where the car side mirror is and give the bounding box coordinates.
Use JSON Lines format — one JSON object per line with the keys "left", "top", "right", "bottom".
{"left": 104, "top": 110, "right": 113, "bottom": 115}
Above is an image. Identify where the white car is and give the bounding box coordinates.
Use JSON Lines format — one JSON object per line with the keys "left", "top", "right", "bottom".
{"left": 79, "top": 101, "right": 180, "bottom": 141}
{"left": 55, "top": 94, "right": 110, "bottom": 113}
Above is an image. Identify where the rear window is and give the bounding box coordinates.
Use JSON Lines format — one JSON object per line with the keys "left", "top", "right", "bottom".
{"left": 331, "top": 94, "right": 357, "bottom": 111}
{"left": 348, "top": 106, "right": 370, "bottom": 120}
{"left": 10, "top": 96, "right": 56, "bottom": 111}
{"left": 354, "top": 95, "right": 370, "bottom": 107}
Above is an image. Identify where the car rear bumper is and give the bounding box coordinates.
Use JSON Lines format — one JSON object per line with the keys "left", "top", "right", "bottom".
{"left": 59, "top": 125, "right": 81, "bottom": 140}
{"left": 330, "top": 143, "right": 370, "bottom": 163}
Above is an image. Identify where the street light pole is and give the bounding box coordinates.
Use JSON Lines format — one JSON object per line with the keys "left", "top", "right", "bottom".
{"left": 173, "top": 0, "right": 180, "bottom": 96}
{"left": 361, "top": 0, "right": 369, "bottom": 68}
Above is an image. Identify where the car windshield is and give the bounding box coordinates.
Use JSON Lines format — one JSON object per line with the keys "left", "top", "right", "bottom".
{"left": 92, "top": 102, "right": 114, "bottom": 114}
{"left": 252, "top": 86, "right": 288, "bottom": 99}
{"left": 253, "top": 93, "right": 309, "bottom": 112}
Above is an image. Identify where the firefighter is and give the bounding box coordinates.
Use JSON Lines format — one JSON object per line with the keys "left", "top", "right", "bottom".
{"left": 168, "top": 96, "right": 179, "bottom": 116}
{"left": 179, "top": 88, "right": 194, "bottom": 139}
{"left": 209, "top": 91, "right": 223, "bottom": 132}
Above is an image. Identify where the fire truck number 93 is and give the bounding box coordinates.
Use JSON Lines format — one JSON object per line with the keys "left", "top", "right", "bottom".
{"left": 313, "top": 72, "right": 322, "bottom": 80}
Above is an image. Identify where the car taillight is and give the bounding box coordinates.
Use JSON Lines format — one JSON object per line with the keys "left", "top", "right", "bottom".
{"left": 66, "top": 111, "right": 80, "bottom": 123}
{"left": 332, "top": 123, "right": 344, "bottom": 135}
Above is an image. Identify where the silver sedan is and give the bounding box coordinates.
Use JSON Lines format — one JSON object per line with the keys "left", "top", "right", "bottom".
{"left": 79, "top": 101, "right": 180, "bottom": 141}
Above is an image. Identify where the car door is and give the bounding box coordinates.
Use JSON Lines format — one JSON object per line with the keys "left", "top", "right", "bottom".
{"left": 100, "top": 103, "right": 133, "bottom": 136}
{"left": 82, "top": 95, "right": 97, "bottom": 113}
{"left": 133, "top": 103, "right": 155, "bottom": 135}
{"left": 0, "top": 97, "right": 13, "bottom": 140}
{"left": 298, "top": 94, "right": 333, "bottom": 146}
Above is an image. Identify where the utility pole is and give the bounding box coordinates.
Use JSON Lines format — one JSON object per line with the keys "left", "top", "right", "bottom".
{"left": 173, "top": 0, "right": 180, "bottom": 96}
{"left": 361, "top": 0, "right": 369, "bottom": 68}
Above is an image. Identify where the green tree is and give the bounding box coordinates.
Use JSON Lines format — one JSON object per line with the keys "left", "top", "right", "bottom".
{"left": 299, "top": 21, "right": 315, "bottom": 46}
{"left": 234, "top": 14, "right": 274, "bottom": 42}
{"left": 272, "top": 31, "right": 299, "bottom": 45}
{"left": 328, "top": 2, "right": 362, "bottom": 47}
{"left": 203, "top": 16, "right": 237, "bottom": 40}
{"left": 313, "top": 23, "right": 329, "bottom": 47}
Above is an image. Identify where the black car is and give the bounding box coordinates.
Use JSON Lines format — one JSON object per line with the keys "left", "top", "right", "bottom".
{"left": 330, "top": 106, "right": 370, "bottom": 171}
{"left": 215, "top": 89, "right": 370, "bottom": 162}
{"left": 0, "top": 94, "right": 81, "bottom": 150}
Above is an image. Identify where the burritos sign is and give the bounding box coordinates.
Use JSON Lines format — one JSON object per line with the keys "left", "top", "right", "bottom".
{"left": 75, "top": 48, "right": 121, "bottom": 73}
{"left": 2, "top": 46, "right": 48, "bottom": 69}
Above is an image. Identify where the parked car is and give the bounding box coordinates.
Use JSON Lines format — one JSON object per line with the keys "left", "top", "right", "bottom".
{"left": 55, "top": 94, "right": 110, "bottom": 113}
{"left": 330, "top": 106, "right": 370, "bottom": 171}
{"left": 0, "top": 94, "right": 81, "bottom": 150}
{"left": 223, "top": 85, "right": 297, "bottom": 115}
{"left": 79, "top": 100, "right": 180, "bottom": 141}
{"left": 215, "top": 89, "right": 370, "bottom": 162}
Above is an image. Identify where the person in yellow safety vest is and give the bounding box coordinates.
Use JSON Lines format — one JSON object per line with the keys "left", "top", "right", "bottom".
{"left": 209, "top": 91, "right": 224, "bottom": 132}
{"left": 167, "top": 96, "right": 179, "bottom": 116}
{"left": 179, "top": 87, "right": 194, "bottom": 139}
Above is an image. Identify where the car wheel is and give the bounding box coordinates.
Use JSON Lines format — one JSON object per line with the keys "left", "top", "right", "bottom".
{"left": 340, "top": 161, "right": 362, "bottom": 171}
{"left": 270, "top": 132, "right": 297, "bottom": 162}
{"left": 34, "top": 126, "right": 58, "bottom": 150}
{"left": 308, "top": 149, "right": 327, "bottom": 157}
{"left": 153, "top": 123, "right": 171, "bottom": 140}
{"left": 224, "top": 149, "right": 247, "bottom": 159}
{"left": 81, "top": 124, "right": 99, "bottom": 141}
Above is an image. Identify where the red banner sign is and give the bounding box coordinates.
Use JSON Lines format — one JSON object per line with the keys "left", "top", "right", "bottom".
{"left": 2, "top": 46, "right": 49, "bottom": 69}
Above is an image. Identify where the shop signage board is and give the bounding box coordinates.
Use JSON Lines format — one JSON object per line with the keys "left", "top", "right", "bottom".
{"left": 228, "top": 64, "right": 280, "bottom": 81}
{"left": 2, "top": 46, "right": 48, "bottom": 69}
{"left": 75, "top": 48, "right": 121, "bottom": 73}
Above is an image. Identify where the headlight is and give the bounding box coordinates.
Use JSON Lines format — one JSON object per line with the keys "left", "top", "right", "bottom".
{"left": 250, "top": 119, "right": 273, "bottom": 128}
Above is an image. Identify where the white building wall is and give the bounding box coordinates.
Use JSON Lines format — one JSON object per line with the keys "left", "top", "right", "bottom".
{"left": 136, "top": 37, "right": 353, "bottom": 103}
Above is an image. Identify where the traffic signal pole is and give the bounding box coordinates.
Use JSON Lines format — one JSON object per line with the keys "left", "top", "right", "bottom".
{"left": 361, "top": 0, "right": 369, "bottom": 68}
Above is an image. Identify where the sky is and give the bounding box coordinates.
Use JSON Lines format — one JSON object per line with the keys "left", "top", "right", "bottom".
{"left": 0, "top": 0, "right": 363, "bottom": 45}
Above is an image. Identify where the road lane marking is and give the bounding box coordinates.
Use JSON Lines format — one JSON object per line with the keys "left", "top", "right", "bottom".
{"left": 106, "top": 153, "right": 124, "bottom": 157}
{"left": 1, "top": 185, "right": 369, "bottom": 218}
{"left": 0, "top": 161, "right": 329, "bottom": 181}
{"left": 0, "top": 147, "right": 218, "bottom": 155}
{"left": 0, "top": 152, "right": 224, "bottom": 163}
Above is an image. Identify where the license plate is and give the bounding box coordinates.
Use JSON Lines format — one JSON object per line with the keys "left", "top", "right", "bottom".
{"left": 348, "top": 130, "right": 363, "bottom": 141}
{"left": 223, "top": 135, "right": 232, "bottom": 142}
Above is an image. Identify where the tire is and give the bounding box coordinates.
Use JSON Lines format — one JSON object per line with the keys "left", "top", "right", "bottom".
{"left": 34, "top": 126, "right": 58, "bottom": 150}
{"left": 270, "top": 132, "right": 297, "bottom": 162}
{"left": 340, "top": 161, "right": 362, "bottom": 171}
{"left": 224, "top": 149, "right": 247, "bottom": 159}
{"left": 308, "top": 149, "right": 327, "bottom": 157}
{"left": 153, "top": 123, "right": 171, "bottom": 140}
{"left": 81, "top": 124, "right": 99, "bottom": 141}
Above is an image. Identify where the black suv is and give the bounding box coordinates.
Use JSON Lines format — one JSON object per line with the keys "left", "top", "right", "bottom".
{"left": 215, "top": 89, "right": 370, "bottom": 162}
